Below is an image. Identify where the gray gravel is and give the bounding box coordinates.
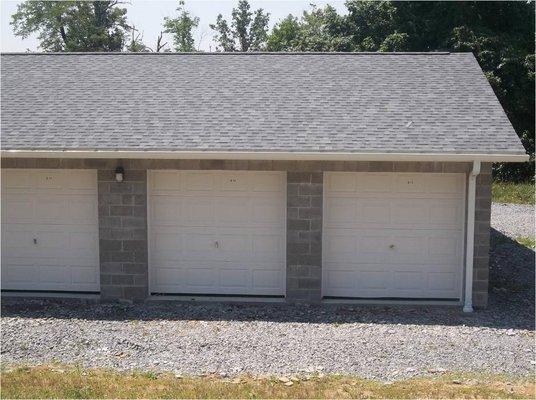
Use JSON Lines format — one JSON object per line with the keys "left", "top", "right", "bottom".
{"left": 491, "top": 203, "right": 534, "bottom": 238}
{"left": 1, "top": 203, "right": 534, "bottom": 381}
{"left": 2, "top": 300, "right": 534, "bottom": 380}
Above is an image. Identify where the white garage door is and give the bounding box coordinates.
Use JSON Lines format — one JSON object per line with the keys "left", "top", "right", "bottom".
{"left": 323, "top": 172, "right": 465, "bottom": 300}
{"left": 149, "top": 170, "right": 286, "bottom": 296}
{"left": 1, "top": 169, "right": 99, "bottom": 292}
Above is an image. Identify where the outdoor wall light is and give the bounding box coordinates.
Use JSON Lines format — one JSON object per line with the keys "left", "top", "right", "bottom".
{"left": 115, "top": 166, "right": 125, "bottom": 182}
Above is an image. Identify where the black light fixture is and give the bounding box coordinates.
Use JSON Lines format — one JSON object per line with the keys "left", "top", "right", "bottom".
{"left": 115, "top": 166, "right": 125, "bottom": 182}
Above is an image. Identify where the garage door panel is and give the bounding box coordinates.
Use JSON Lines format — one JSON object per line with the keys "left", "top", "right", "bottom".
{"left": 2, "top": 195, "right": 34, "bottom": 223}
{"left": 217, "top": 172, "right": 250, "bottom": 191}
{"left": 66, "top": 196, "right": 97, "bottom": 223}
{"left": 2, "top": 170, "right": 32, "bottom": 189}
{"left": 324, "top": 233, "right": 356, "bottom": 262}
{"left": 63, "top": 170, "right": 97, "bottom": 190}
{"left": 394, "top": 174, "right": 428, "bottom": 193}
{"left": 328, "top": 173, "right": 357, "bottom": 192}
{"left": 428, "top": 175, "right": 464, "bottom": 194}
{"left": 252, "top": 173, "right": 284, "bottom": 192}
{"left": 430, "top": 201, "right": 463, "bottom": 225}
{"left": 34, "top": 195, "right": 67, "bottom": 222}
{"left": 325, "top": 197, "right": 356, "bottom": 226}
{"left": 33, "top": 170, "right": 65, "bottom": 189}
{"left": 428, "top": 271, "right": 457, "bottom": 291}
{"left": 183, "top": 197, "right": 215, "bottom": 225}
{"left": 182, "top": 234, "right": 219, "bottom": 259}
{"left": 185, "top": 267, "right": 216, "bottom": 287}
{"left": 149, "top": 170, "right": 286, "bottom": 296}
{"left": 154, "top": 232, "right": 181, "bottom": 253}
{"left": 429, "top": 235, "right": 462, "bottom": 264}
{"left": 325, "top": 269, "right": 356, "bottom": 290}
{"left": 356, "top": 173, "right": 392, "bottom": 192}
{"left": 359, "top": 270, "right": 391, "bottom": 290}
{"left": 390, "top": 236, "right": 426, "bottom": 263}
{"left": 183, "top": 172, "right": 214, "bottom": 191}
{"left": 252, "top": 197, "right": 285, "bottom": 225}
{"left": 393, "top": 270, "right": 424, "bottom": 290}
{"left": 39, "top": 265, "right": 70, "bottom": 284}
{"left": 391, "top": 201, "right": 429, "bottom": 225}
{"left": 154, "top": 264, "right": 183, "bottom": 286}
{"left": 220, "top": 268, "right": 249, "bottom": 288}
{"left": 1, "top": 169, "right": 99, "bottom": 292}
{"left": 72, "top": 266, "right": 99, "bottom": 284}
{"left": 252, "top": 268, "right": 282, "bottom": 290}
{"left": 2, "top": 262, "right": 38, "bottom": 284}
{"left": 152, "top": 197, "right": 179, "bottom": 224}
{"left": 359, "top": 235, "right": 392, "bottom": 263}
{"left": 152, "top": 171, "right": 180, "bottom": 192}
{"left": 323, "top": 172, "right": 464, "bottom": 300}
{"left": 358, "top": 201, "right": 391, "bottom": 224}
{"left": 69, "top": 231, "right": 98, "bottom": 253}
{"left": 218, "top": 234, "right": 252, "bottom": 260}
{"left": 215, "top": 197, "right": 250, "bottom": 224}
{"left": 252, "top": 234, "right": 284, "bottom": 262}
{"left": 32, "top": 230, "right": 69, "bottom": 256}
{"left": 1, "top": 226, "right": 34, "bottom": 256}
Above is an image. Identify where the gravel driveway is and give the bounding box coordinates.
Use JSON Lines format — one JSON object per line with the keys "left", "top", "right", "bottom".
{"left": 491, "top": 203, "right": 534, "bottom": 238}
{"left": 2, "top": 203, "right": 534, "bottom": 381}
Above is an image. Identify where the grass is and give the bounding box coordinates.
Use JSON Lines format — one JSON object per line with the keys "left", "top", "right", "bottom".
{"left": 516, "top": 236, "right": 536, "bottom": 249}
{"left": 1, "top": 365, "right": 534, "bottom": 399}
{"left": 492, "top": 182, "right": 535, "bottom": 204}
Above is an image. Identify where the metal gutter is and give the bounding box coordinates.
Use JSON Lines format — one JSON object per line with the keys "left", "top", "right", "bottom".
{"left": 463, "top": 160, "right": 481, "bottom": 313}
{"left": 0, "top": 150, "right": 529, "bottom": 163}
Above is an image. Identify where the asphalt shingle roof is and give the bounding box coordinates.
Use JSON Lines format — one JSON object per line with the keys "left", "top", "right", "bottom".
{"left": 0, "top": 52, "right": 526, "bottom": 155}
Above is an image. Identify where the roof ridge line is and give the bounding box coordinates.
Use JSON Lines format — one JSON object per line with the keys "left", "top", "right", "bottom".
{"left": 1, "top": 51, "right": 453, "bottom": 56}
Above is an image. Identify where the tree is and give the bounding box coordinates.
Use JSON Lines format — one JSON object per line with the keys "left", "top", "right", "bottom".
{"left": 210, "top": 0, "right": 269, "bottom": 51}
{"left": 163, "top": 0, "right": 199, "bottom": 52}
{"left": 266, "top": 5, "right": 351, "bottom": 52}
{"left": 126, "top": 25, "right": 149, "bottom": 52}
{"left": 266, "top": 15, "right": 300, "bottom": 51}
{"left": 11, "top": 1, "right": 130, "bottom": 52}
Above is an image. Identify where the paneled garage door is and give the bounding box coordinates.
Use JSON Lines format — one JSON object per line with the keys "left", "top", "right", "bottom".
{"left": 1, "top": 169, "right": 99, "bottom": 292}
{"left": 323, "top": 172, "right": 465, "bottom": 300}
{"left": 148, "top": 171, "right": 286, "bottom": 296}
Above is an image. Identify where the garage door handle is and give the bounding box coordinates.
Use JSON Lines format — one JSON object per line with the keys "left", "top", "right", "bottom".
{"left": 214, "top": 241, "right": 219, "bottom": 249}
{"left": 389, "top": 244, "right": 395, "bottom": 249}
{"left": 33, "top": 238, "right": 37, "bottom": 245}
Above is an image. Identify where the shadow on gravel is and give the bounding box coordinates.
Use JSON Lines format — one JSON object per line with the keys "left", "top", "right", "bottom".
{"left": 2, "top": 229, "right": 534, "bottom": 331}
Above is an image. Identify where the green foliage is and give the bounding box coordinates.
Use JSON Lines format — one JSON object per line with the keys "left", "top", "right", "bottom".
{"left": 126, "top": 26, "right": 149, "bottom": 52}
{"left": 11, "top": 1, "right": 130, "bottom": 52}
{"left": 492, "top": 182, "right": 535, "bottom": 205}
{"left": 379, "top": 31, "right": 408, "bottom": 51}
{"left": 516, "top": 236, "right": 536, "bottom": 249}
{"left": 266, "top": 15, "right": 300, "bottom": 51}
{"left": 210, "top": 0, "right": 270, "bottom": 51}
{"left": 163, "top": 1, "right": 199, "bottom": 52}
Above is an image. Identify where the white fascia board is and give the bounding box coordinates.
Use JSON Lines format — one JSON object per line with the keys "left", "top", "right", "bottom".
{"left": 0, "top": 150, "right": 529, "bottom": 162}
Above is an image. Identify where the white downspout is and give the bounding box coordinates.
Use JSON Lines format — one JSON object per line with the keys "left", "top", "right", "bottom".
{"left": 463, "top": 160, "right": 481, "bottom": 313}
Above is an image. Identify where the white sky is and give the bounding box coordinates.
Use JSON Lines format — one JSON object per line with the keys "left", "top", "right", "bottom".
{"left": 1, "top": 0, "right": 348, "bottom": 52}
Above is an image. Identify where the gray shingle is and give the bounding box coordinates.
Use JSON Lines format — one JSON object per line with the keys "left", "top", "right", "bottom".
{"left": 0, "top": 52, "right": 525, "bottom": 155}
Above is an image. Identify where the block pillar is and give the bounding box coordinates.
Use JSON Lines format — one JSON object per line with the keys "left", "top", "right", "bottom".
{"left": 97, "top": 167, "right": 148, "bottom": 302}
{"left": 286, "top": 172, "right": 323, "bottom": 302}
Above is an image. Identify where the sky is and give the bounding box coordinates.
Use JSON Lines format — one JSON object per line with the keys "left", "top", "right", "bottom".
{"left": 1, "top": 0, "right": 348, "bottom": 52}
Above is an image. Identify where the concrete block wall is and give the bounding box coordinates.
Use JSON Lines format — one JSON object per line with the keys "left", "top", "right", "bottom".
{"left": 1, "top": 158, "right": 492, "bottom": 307}
{"left": 97, "top": 169, "right": 148, "bottom": 302}
{"left": 286, "top": 172, "right": 323, "bottom": 302}
{"left": 473, "top": 162, "right": 492, "bottom": 308}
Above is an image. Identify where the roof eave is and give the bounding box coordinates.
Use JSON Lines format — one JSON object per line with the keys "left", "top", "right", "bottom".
{"left": 0, "top": 150, "right": 529, "bottom": 163}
